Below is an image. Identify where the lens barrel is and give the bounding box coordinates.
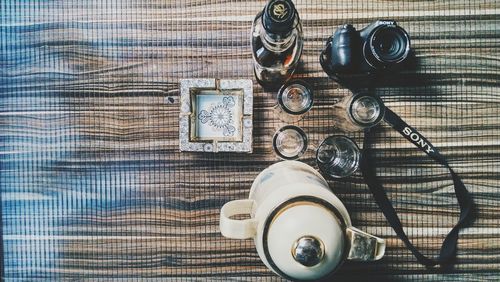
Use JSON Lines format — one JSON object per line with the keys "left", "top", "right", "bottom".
{"left": 366, "top": 24, "right": 410, "bottom": 67}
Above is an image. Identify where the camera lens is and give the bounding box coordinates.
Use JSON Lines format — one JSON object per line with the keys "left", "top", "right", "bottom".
{"left": 369, "top": 25, "right": 410, "bottom": 65}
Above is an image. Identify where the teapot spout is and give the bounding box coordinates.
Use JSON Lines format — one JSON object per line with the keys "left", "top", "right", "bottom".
{"left": 346, "top": 226, "right": 386, "bottom": 261}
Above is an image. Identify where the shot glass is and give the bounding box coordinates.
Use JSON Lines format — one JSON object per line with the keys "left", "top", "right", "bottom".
{"left": 273, "top": 125, "right": 308, "bottom": 160}
{"left": 274, "top": 80, "right": 314, "bottom": 123}
{"left": 332, "top": 94, "right": 385, "bottom": 132}
{"left": 316, "top": 136, "right": 360, "bottom": 178}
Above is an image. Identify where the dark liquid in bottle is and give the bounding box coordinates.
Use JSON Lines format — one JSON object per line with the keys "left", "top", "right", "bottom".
{"left": 252, "top": 35, "right": 296, "bottom": 86}
{"left": 253, "top": 36, "right": 296, "bottom": 68}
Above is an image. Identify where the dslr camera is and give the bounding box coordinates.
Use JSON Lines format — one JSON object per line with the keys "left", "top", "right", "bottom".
{"left": 320, "top": 20, "right": 412, "bottom": 83}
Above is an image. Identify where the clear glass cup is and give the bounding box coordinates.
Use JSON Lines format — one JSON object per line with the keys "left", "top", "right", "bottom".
{"left": 332, "top": 94, "right": 385, "bottom": 132}
{"left": 316, "top": 136, "right": 360, "bottom": 178}
{"left": 273, "top": 125, "right": 308, "bottom": 160}
{"left": 274, "top": 80, "right": 314, "bottom": 123}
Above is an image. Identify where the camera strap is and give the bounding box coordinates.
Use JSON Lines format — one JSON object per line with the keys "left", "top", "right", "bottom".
{"left": 360, "top": 107, "right": 475, "bottom": 267}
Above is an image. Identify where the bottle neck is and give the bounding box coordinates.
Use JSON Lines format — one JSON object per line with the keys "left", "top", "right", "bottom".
{"left": 259, "top": 18, "right": 297, "bottom": 53}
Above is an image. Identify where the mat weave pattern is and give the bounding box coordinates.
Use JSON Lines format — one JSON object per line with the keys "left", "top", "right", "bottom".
{"left": 1, "top": 0, "right": 499, "bottom": 280}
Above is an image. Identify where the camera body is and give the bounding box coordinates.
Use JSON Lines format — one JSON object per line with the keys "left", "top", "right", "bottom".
{"left": 321, "top": 20, "right": 412, "bottom": 83}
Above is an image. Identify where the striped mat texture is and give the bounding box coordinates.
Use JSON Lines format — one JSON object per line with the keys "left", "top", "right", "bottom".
{"left": 1, "top": 0, "right": 499, "bottom": 280}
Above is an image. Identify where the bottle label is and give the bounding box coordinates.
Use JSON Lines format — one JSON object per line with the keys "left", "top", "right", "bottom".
{"left": 272, "top": 3, "right": 288, "bottom": 20}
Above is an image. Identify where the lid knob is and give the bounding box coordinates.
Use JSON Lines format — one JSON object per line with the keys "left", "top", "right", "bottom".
{"left": 267, "top": 203, "right": 347, "bottom": 279}
{"left": 292, "top": 236, "right": 325, "bottom": 267}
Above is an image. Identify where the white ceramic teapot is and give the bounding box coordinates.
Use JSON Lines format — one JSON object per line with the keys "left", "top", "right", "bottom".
{"left": 220, "top": 161, "right": 385, "bottom": 281}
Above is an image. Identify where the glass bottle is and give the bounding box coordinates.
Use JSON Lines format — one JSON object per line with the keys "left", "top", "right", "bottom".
{"left": 251, "top": 0, "right": 304, "bottom": 89}
{"left": 332, "top": 94, "right": 385, "bottom": 132}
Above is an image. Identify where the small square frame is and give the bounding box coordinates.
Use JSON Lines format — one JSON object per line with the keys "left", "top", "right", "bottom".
{"left": 179, "top": 78, "right": 253, "bottom": 153}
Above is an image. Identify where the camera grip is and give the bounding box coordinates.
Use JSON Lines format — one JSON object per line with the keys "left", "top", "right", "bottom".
{"left": 330, "top": 24, "right": 357, "bottom": 71}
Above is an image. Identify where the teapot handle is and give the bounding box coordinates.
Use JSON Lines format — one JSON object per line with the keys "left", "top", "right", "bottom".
{"left": 346, "top": 226, "right": 386, "bottom": 261}
{"left": 220, "top": 199, "right": 258, "bottom": 240}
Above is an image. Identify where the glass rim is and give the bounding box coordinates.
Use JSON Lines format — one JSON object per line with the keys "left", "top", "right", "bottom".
{"left": 277, "top": 79, "right": 314, "bottom": 115}
{"left": 272, "top": 125, "right": 308, "bottom": 160}
{"left": 348, "top": 94, "right": 385, "bottom": 126}
{"left": 316, "top": 135, "right": 360, "bottom": 178}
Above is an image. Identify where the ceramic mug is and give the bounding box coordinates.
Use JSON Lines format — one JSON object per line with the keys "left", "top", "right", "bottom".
{"left": 220, "top": 161, "right": 385, "bottom": 281}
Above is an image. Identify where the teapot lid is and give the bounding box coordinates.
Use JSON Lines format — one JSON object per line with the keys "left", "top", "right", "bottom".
{"left": 263, "top": 197, "right": 348, "bottom": 281}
